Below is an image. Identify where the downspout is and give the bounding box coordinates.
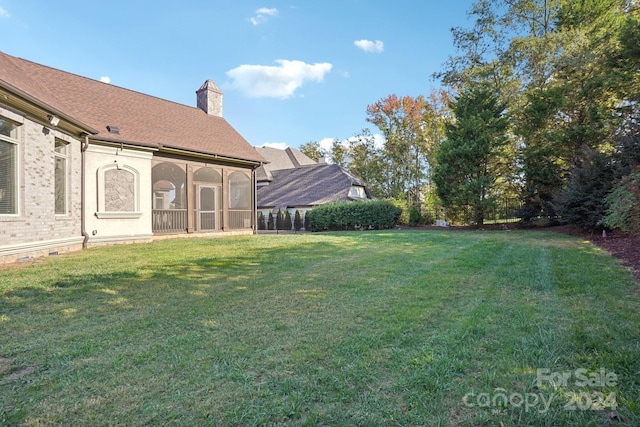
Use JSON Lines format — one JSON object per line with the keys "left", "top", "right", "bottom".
{"left": 81, "top": 134, "right": 90, "bottom": 249}
{"left": 252, "top": 167, "right": 258, "bottom": 234}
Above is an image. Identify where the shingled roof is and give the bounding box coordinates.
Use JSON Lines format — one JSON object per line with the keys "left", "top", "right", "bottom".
{"left": 0, "top": 51, "right": 264, "bottom": 164}
{"left": 257, "top": 163, "right": 369, "bottom": 208}
{"left": 255, "top": 146, "right": 317, "bottom": 182}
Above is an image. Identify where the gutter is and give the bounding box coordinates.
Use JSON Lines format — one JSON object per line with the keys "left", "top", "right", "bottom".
{"left": 81, "top": 134, "right": 90, "bottom": 249}
{"left": 253, "top": 168, "right": 257, "bottom": 234}
{"left": 159, "top": 146, "right": 263, "bottom": 167}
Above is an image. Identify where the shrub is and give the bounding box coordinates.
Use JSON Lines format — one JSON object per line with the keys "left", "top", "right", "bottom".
{"left": 304, "top": 211, "right": 311, "bottom": 231}
{"left": 601, "top": 170, "right": 640, "bottom": 233}
{"left": 387, "top": 198, "right": 409, "bottom": 225}
{"left": 284, "top": 210, "right": 292, "bottom": 231}
{"left": 276, "top": 209, "right": 284, "bottom": 230}
{"left": 257, "top": 212, "right": 266, "bottom": 230}
{"left": 293, "top": 210, "right": 303, "bottom": 231}
{"left": 408, "top": 206, "right": 423, "bottom": 227}
{"left": 267, "top": 212, "right": 275, "bottom": 230}
{"left": 422, "top": 209, "right": 435, "bottom": 225}
{"left": 307, "top": 200, "right": 402, "bottom": 232}
{"left": 556, "top": 148, "right": 615, "bottom": 231}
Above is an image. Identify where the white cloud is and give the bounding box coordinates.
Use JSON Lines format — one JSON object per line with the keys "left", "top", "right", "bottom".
{"left": 260, "top": 142, "right": 289, "bottom": 150}
{"left": 318, "top": 138, "right": 335, "bottom": 153}
{"left": 354, "top": 39, "right": 384, "bottom": 53}
{"left": 0, "top": 7, "right": 10, "bottom": 17}
{"left": 250, "top": 7, "right": 278, "bottom": 25}
{"left": 226, "top": 60, "right": 332, "bottom": 99}
{"left": 100, "top": 76, "right": 111, "bottom": 84}
{"left": 322, "top": 134, "right": 386, "bottom": 154}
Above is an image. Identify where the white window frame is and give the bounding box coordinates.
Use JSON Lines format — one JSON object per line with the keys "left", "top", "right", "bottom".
{"left": 0, "top": 115, "right": 20, "bottom": 217}
{"left": 349, "top": 185, "right": 367, "bottom": 199}
{"left": 54, "top": 139, "right": 69, "bottom": 216}
{"left": 95, "top": 163, "right": 143, "bottom": 219}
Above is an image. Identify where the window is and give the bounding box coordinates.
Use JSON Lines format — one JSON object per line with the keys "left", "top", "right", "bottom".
{"left": 349, "top": 185, "right": 367, "bottom": 199}
{"left": 0, "top": 118, "right": 19, "bottom": 215}
{"left": 228, "top": 172, "right": 251, "bottom": 210}
{"left": 54, "top": 140, "right": 68, "bottom": 215}
{"left": 104, "top": 168, "right": 135, "bottom": 212}
{"left": 95, "top": 164, "right": 142, "bottom": 219}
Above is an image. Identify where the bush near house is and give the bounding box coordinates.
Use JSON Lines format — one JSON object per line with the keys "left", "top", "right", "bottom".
{"left": 257, "top": 212, "right": 266, "bottom": 230}
{"left": 306, "top": 200, "right": 402, "bottom": 231}
{"left": 267, "top": 212, "right": 275, "bottom": 230}
{"left": 294, "top": 210, "right": 303, "bottom": 231}
{"left": 303, "top": 211, "right": 311, "bottom": 231}
{"left": 387, "top": 198, "right": 409, "bottom": 225}
{"left": 276, "top": 209, "right": 285, "bottom": 230}
{"left": 284, "top": 210, "right": 292, "bottom": 231}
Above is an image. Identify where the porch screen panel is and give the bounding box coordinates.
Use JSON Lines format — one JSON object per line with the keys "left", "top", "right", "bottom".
{"left": 228, "top": 171, "right": 251, "bottom": 228}
{"left": 152, "top": 162, "right": 187, "bottom": 233}
{"left": 199, "top": 186, "right": 216, "bottom": 230}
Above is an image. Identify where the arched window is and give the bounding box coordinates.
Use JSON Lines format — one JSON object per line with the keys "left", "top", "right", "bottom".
{"left": 228, "top": 172, "right": 251, "bottom": 210}
{"left": 194, "top": 167, "right": 221, "bottom": 184}
{"left": 96, "top": 163, "right": 141, "bottom": 218}
{"left": 152, "top": 162, "right": 186, "bottom": 209}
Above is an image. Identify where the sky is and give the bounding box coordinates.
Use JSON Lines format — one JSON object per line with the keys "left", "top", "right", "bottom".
{"left": 0, "top": 1, "right": 476, "bottom": 152}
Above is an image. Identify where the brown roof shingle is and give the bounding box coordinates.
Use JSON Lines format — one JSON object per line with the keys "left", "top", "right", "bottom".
{"left": 0, "top": 51, "right": 264, "bottom": 164}
{"left": 257, "top": 164, "right": 370, "bottom": 208}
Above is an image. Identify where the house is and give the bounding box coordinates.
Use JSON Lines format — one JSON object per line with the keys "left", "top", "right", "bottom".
{"left": 255, "top": 147, "right": 371, "bottom": 228}
{"left": 0, "top": 51, "right": 265, "bottom": 264}
{"left": 255, "top": 146, "right": 317, "bottom": 185}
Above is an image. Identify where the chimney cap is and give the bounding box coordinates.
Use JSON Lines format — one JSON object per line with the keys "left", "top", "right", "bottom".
{"left": 197, "top": 80, "right": 222, "bottom": 94}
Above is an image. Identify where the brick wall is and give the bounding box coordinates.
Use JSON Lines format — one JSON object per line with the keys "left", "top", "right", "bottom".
{"left": 0, "top": 107, "right": 83, "bottom": 263}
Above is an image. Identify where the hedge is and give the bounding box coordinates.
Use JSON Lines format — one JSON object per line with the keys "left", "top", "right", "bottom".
{"left": 306, "top": 200, "right": 402, "bottom": 232}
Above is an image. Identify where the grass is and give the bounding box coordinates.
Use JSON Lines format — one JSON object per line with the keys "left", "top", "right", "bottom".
{"left": 0, "top": 230, "right": 639, "bottom": 426}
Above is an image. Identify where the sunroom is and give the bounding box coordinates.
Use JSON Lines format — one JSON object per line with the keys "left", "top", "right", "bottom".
{"left": 151, "top": 156, "right": 254, "bottom": 234}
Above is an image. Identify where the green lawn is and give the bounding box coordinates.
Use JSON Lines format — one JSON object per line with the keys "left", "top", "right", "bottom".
{"left": 1, "top": 230, "right": 639, "bottom": 426}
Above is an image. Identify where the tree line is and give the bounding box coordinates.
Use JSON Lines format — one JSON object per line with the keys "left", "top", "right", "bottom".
{"left": 301, "top": 0, "right": 640, "bottom": 231}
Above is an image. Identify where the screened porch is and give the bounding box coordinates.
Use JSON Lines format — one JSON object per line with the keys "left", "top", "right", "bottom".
{"left": 151, "top": 159, "right": 253, "bottom": 234}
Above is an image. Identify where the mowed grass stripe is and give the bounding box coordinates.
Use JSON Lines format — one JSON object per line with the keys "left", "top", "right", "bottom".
{"left": 0, "top": 231, "right": 638, "bottom": 426}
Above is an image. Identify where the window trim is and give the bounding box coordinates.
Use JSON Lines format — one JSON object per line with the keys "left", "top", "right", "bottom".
{"left": 0, "top": 116, "right": 20, "bottom": 217}
{"left": 96, "top": 163, "right": 142, "bottom": 219}
{"left": 54, "top": 139, "right": 69, "bottom": 216}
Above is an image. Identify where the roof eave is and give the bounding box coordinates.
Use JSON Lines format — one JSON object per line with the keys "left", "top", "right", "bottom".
{"left": 0, "top": 81, "right": 99, "bottom": 136}
{"left": 159, "top": 146, "right": 263, "bottom": 167}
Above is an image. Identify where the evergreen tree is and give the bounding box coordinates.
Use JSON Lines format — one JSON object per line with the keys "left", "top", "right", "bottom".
{"left": 276, "top": 209, "right": 284, "bottom": 230}
{"left": 257, "top": 212, "right": 266, "bottom": 230}
{"left": 267, "top": 212, "right": 275, "bottom": 230}
{"left": 304, "top": 211, "right": 311, "bottom": 231}
{"left": 433, "top": 84, "right": 509, "bottom": 225}
{"left": 284, "top": 210, "right": 292, "bottom": 231}
{"left": 294, "top": 210, "right": 303, "bottom": 231}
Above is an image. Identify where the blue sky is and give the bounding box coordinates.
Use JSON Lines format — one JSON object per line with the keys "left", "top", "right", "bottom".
{"left": 0, "top": 1, "right": 475, "bottom": 151}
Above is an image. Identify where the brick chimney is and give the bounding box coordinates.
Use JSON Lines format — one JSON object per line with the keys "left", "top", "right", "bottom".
{"left": 196, "top": 80, "right": 223, "bottom": 117}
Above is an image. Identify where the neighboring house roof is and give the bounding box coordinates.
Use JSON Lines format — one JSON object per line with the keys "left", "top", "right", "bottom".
{"left": 0, "top": 50, "right": 264, "bottom": 164}
{"left": 257, "top": 163, "right": 369, "bottom": 208}
{"left": 256, "top": 146, "right": 316, "bottom": 170}
{"left": 255, "top": 146, "right": 317, "bottom": 182}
